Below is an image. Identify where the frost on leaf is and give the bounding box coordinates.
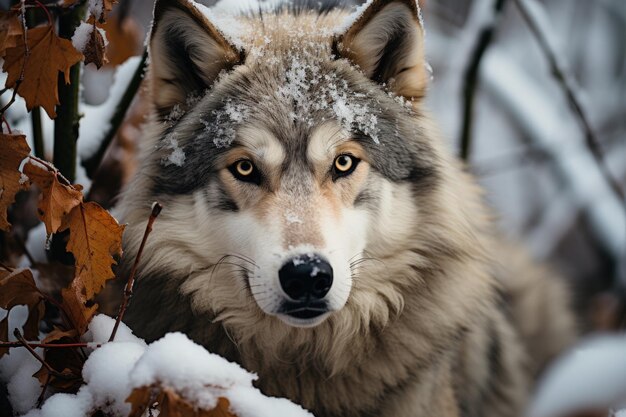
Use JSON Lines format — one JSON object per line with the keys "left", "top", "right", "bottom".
{"left": 2, "top": 25, "right": 83, "bottom": 118}
{"left": 72, "top": 18, "right": 108, "bottom": 69}
{"left": 23, "top": 161, "right": 83, "bottom": 235}
{"left": 0, "top": 133, "right": 31, "bottom": 231}
{"left": 60, "top": 201, "right": 125, "bottom": 300}
{"left": 0, "top": 269, "right": 45, "bottom": 356}
{"left": 128, "top": 386, "right": 236, "bottom": 417}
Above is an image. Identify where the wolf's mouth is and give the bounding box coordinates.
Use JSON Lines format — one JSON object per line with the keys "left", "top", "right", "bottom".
{"left": 280, "top": 301, "right": 329, "bottom": 320}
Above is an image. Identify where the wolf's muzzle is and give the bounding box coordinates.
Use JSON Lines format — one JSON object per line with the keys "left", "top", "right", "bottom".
{"left": 279, "top": 254, "right": 333, "bottom": 302}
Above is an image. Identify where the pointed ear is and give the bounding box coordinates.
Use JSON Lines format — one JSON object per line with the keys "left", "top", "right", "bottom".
{"left": 149, "top": 0, "right": 244, "bottom": 118}
{"left": 334, "top": 0, "right": 428, "bottom": 99}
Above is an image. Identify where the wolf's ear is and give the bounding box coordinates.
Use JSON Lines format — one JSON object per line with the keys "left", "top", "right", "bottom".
{"left": 334, "top": 0, "right": 427, "bottom": 99}
{"left": 149, "top": 0, "right": 244, "bottom": 117}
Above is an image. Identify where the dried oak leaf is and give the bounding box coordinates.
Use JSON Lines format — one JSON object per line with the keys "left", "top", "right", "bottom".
{"left": 23, "top": 161, "right": 83, "bottom": 235}
{"left": 61, "top": 202, "right": 124, "bottom": 300}
{"left": 3, "top": 25, "right": 83, "bottom": 118}
{"left": 61, "top": 279, "right": 97, "bottom": 335}
{"left": 83, "top": 21, "right": 107, "bottom": 69}
{"left": 0, "top": 11, "right": 22, "bottom": 58}
{"left": 0, "top": 268, "right": 45, "bottom": 357}
{"left": 128, "top": 386, "right": 236, "bottom": 417}
{"left": 0, "top": 132, "right": 31, "bottom": 231}
{"left": 42, "top": 327, "right": 78, "bottom": 344}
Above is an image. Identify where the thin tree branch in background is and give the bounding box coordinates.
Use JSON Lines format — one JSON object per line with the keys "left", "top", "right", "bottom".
{"left": 514, "top": 0, "right": 626, "bottom": 212}
{"left": 459, "top": 0, "right": 508, "bottom": 161}
{"left": 31, "top": 107, "right": 44, "bottom": 159}
{"left": 82, "top": 48, "right": 148, "bottom": 179}
{"left": 26, "top": 10, "right": 45, "bottom": 159}
{"left": 53, "top": 2, "right": 86, "bottom": 184}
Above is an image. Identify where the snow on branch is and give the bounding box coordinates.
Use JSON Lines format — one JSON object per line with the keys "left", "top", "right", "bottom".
{"left": 513, "top": 0, "right": 626, "bottom": 214}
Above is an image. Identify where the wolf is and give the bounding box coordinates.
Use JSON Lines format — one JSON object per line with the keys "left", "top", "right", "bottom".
{"left": 116, "top": 0, "right": 577, "bottom": 416}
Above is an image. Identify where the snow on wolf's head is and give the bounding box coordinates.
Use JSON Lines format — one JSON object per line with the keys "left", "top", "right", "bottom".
{"left": 122, "top": 0, "right": 440, "bottom": 333}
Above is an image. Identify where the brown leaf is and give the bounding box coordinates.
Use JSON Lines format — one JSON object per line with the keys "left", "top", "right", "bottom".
{"left": 127, "top": 386, "right": 153, "bottom": 417}
{"left": 61, "top": 202, "right": 125, "bottom": 300}
{"left": 34, "top": 365, "right": 82, "bottom": 392}
{"left": 83, "top": 20, "right": 107, "bottom": 69}
{"left": 3, "top": 25, "right": 83, "bottom": 118}
{"left": 0, "top": 132, "right": 31, "bottom": 231}
{"left": 0, "top": 11, "right": 22, "bottom": 58}
{"left": 128, "top": 386, "right": 237, "bottom": 417}
{"left": 61, "top": 280, "right": 97, "bottom": 335}
{"left": 42, "top": 327, "right": 78, "bottom": 344}
{"left": 0, "top": 268, "right": 45, "bottom": 342}
{"left": 23, "top": 162, "right": 83, "bottom": 235}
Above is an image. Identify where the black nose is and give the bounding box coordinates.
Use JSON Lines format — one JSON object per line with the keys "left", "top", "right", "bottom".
{"left": 279, "top": 255, "right": 333, "bottom": 301}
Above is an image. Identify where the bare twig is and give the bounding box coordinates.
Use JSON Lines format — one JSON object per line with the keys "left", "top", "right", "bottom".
{"left": 28, "top": 155, "right": 74, "bottom": 187}
{"left": 36, "top": 373, "right": 51, "bottom": 408}
{"left": 0, "top": 340, "right": 100, "bottom": 349}
{"left": 514, "top": 0, "right": 626, "bottom": 211}
{"left": 109, "top": 202, "right": 163, "bottom": 342}
{"left": 83, "top": 48, "right": 148, "bottom": 178}
{"left": 459, "top": 0, "right": 508, "bottom": 161}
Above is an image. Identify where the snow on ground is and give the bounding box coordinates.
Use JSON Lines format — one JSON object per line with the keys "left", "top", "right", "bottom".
{"left": 528, "top": 334, "right": 626, "bottom": 417}
{"left": 1, "top": 315, "right": 313, "bottom": 417}
{"left": 78, "top": 55, "right": 143, "bottom": 161}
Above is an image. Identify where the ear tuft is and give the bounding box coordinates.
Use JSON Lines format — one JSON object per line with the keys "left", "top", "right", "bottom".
{"left": 334, "top": 0, "right": 428, "bottom": 99}
{"left": 149, "top": 0, "right": 244, "bottom": 118}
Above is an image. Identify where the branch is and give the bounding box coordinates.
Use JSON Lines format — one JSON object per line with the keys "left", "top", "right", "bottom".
{"left": 31, "top": 107, "right": 45, "bottom": 159}
{"left": 109, "top": 202, "right": 162, "bottom": 342}
{"left": 82, "top": 49, "right": 148, "bottom": 178}
{"left": 0, "top": 341, "right": 99, "bottom": 349}
{"left": 459, "top": 0, "right": 508, "bottom": 161}
{"left": 53, "top": 2, "right": 87, "bottom": 184}
{"left": 513, "top": 0, "right": 626, "bottom": 210}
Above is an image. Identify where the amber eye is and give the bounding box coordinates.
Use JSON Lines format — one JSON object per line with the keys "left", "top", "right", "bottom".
{"left": 236, "top": 160, "right": 254, "bottom": 176}
{"left": 333, "top": 154, "right": 359, "bottom": 178}
{"left": 229, "top": 159, "right": 261, "bottom": 184}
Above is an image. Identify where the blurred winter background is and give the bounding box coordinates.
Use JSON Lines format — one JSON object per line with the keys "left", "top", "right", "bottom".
{"left": 1, "top": 0, "right": 625, "bottom": 415}
{"left": 104, "top": 0, "right": 626, "bottom": 329}
{"left": 5, "top": 0, "right": 625, "bottom": 327}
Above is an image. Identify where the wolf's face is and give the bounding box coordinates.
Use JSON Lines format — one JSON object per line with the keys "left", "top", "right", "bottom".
{"left": 131, "top": 0, "right": 437, "bottom": 329}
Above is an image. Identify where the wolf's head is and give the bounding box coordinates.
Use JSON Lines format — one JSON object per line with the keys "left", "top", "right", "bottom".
{"left": 123, "top": 0, "right": 459, "bottom": 334}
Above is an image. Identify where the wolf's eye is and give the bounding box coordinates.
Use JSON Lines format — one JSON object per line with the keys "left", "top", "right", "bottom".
{"left": 229, "top": 159, "right": 261, "bottom": 184}
{"left": 333, "top": 154, "right": 359, "bottom": 178}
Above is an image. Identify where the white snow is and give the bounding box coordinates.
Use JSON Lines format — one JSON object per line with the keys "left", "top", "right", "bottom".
{"left": 285, "top": 211, "right": 303, "bottom": 224}
{"left": 71, "top": 22, "right": 93, "bottom": 54}
{"left": 528, "top": 334, "right": 626, "bottom": 417}
{"left": 87, "top": 0, "right": 104, "bottom": 21}
{"left": 2, "top": 315, "right": 313, "bottom": 417}
{"left": 78, "top": 55, "right": 143, "bottom": 162}
{"left": 161, "top": 134, "right": 186, "bottom": 166}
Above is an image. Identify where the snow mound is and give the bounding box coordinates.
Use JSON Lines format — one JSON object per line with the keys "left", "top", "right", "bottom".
{"left": 3, "top": 315, "right": 313, "bottom": 417}
{"left": 529, "top": 334, "right": 626, "bottom": 417}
